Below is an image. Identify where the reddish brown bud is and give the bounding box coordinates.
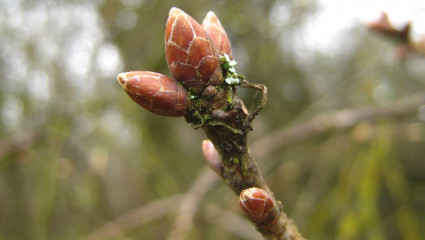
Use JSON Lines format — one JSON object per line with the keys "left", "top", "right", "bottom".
{"left": 165, "top": 7, "right": 222, "bottom": 91}
{"left": 202, "top": 85, "right": 218, "bottom": 99}
{"left": 117, "top": 71, "right": 188, "bottom": 117}
{"left": 240, "top": 188, "right": 275, "bottom": 223}
{"left": 202, "top": 11, "right": 233, "bottom": 58}
{"left": 367, "top": 12, "right": 393, "bottom": 34}
{"left": 202, "top": 140, "right": 223, "bottom": 176}
{"left": 368, "top": 12, "right": 410, "bottom": 43}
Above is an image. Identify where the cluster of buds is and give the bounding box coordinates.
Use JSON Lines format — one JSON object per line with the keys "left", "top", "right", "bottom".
{"left": 368, "top": 12, "right": 425, "bottom": 58}
{"left": 118, "top": 7, "right": 236, "bottom": 117}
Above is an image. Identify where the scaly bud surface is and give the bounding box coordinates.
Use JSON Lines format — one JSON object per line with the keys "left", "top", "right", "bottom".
{"left": 117, "top": 71, "right": 188, "bottom": 117}
{"left": 240, "top": 187, "right": 275, "bottom": 224}
{"left": 202, "top": 11, "right": 233, "bottom": 58}
{"left": 165, "top": 7, "right": 222, "bottom": 91}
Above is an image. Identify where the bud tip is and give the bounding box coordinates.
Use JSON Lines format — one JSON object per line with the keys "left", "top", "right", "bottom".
{"left": 203, "top": 11, "right": 218, "bottom": 25}
{"left": 205, "top": 11, "right": 215, "bottom": 19}
{"left": 169, "top": 7, "right": 183, "bottom": 16}
{"left": 117, "top": 72, "right": 128, "bottom": 88}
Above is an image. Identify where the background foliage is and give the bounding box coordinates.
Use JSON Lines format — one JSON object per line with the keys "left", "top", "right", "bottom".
{"left": 0, "top": 0, "right": 424, "bottom": 239}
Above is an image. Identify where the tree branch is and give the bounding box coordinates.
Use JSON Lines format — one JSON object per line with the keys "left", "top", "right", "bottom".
{"left": 204, "top": 204, "right": 262, "bottom": 240}
{"left": 88, "top": 92, "right": 423, "bottom": 240}
{"left": 186, "top": 83, "right": 305, "bottom": 239}
{"left": 117, "top": 7, "right": 308, "bottom": 239}
{"left": 253, "top": 92, "right": 425, "bottom": 159}
{"left": 0, "top": 131, "right": 36, "bottom": 160}
{"left": 166, "top": 168, "right": 219, "bottom": 240}
{"left": 82, "top": 195, "right": 184, "bottom": 240}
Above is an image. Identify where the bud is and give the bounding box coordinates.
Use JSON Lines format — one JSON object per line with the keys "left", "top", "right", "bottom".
{"left": 368, "top": 12, "right": 410, "bottom": 42}
{"left": 367, "top": 12, "right": 393, "bottom": 33}
{"left": 117, "top": 71, "right": 188, "bottom": 117}
{"left": 202, "top": 85, "right": 218, "bottom": 99}
{"left": 202, "top": 140, "right": 223, "bottom": 176}
{"left": 240, "top": 187, "right": 275, "bottom": 224}
{"left": 165, "top": 7, "right": 222, "bottom": 91}
{"left": 202, "top": 11, "right": 233, "bottom": 58}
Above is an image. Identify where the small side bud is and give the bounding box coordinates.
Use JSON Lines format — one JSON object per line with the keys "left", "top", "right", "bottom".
{"left": 117, "top": 71, "right": 188, "bottom": 117}
{"left": 239, "top": 188, "right": 276, "bottom": 224}
{"left": 202, "top": 11, "right": 233, "bottom": 58}
{"left": 202, "top": 85, "right": 218, "bottom": 99}
{"left": 165, "top": 7, "right": 222, "bottom": 92}
{"left": 202, "top": 140, "right": 223, "bottom": 176}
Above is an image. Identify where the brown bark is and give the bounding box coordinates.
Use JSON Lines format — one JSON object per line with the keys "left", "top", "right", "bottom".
{"left": 185, "top": 84, "right": 306, "bottom": 240}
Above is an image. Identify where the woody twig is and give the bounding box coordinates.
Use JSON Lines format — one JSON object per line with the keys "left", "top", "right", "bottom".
{"left": 117, "top": 8, "right": 305, "bottom": 240}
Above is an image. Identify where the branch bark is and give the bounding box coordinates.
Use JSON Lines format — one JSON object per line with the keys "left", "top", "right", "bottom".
{"left": 184, "top": 81, "right": 305, "bottom": 239}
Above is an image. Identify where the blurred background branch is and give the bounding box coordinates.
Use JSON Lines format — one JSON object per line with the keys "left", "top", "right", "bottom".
{"left": 166, "top": 168, "right": 219, "bottom": 240}
{"left": 83, "top": 194, "right": 184, "bottom": 240}
{"left": 0, "top": 131, "right": 36, "bottom": 161}
{"left": 253, "top": 92, "right": 425, "bottom": 159}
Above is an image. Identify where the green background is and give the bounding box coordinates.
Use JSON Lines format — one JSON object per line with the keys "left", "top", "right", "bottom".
{"left": 0, "top": 0, "right": 424, "bottom": 239}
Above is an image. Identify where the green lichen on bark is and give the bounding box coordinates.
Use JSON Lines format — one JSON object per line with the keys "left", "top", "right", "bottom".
{"left": 184, "top": 77, "right": 306, "bottom": 239}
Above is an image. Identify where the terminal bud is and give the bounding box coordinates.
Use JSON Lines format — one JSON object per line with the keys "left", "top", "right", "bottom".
{"left": 165, "top": 7, "right": 222, "bottom": 92}
{"left": 202, "top": 11, "right": 233, "bottom": 58}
